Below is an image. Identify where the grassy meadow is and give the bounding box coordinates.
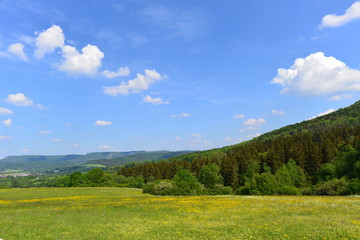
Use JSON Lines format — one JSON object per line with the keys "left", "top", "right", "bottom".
{"left": 0, "top": 188, "right": 359, "bottom": 240}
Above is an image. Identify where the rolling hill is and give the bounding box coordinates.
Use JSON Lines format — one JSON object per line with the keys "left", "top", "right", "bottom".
{"left": 119, "top": 99, "right": 360, "bottom": 185}
{"left": 0, "top": 151, "right": 194, "bottom": 173}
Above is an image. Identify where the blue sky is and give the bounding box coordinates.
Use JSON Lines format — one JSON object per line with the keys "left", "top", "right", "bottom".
{"left": 1, "top": 0, "right": 360, "bottom": 157}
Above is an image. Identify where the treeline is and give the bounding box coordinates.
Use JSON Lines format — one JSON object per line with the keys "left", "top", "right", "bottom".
{"left": 123, "top": 142, "right": 360, "bottom": 196}
{"left": 118, "top": 101, "right": 360, "bottom": 195}
{"left": 119, "top": 123, "right": 360, "bottom": 184}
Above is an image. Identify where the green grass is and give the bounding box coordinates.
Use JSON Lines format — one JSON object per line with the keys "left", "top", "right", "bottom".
{"left": 0, "top": 188, "right": 359, "bottom": 240}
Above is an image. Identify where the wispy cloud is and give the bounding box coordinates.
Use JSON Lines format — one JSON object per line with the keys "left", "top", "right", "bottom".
{"left": 95, "top": 120, "right": 113, "bottom": 126}
{"left": 233, "top": 114, "right": 245, "bottom": 119}
{"left": 0, "top": 107, "right": 13, "bottom": 115}
{"left": 271, "top": 109, "right": 285, "bottom": 116}
{"left": 171, "top": 113, "right": 191, "bottom": 118}
{"left": 0, "top": 135, "right": 14, "bottom": 140}
{"left": 141, "top": 6, "right": 207, "bottom": 40}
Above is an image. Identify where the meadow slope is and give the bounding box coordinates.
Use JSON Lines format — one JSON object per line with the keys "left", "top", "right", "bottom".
{"left": 0, "top": 188, "right": 359, "bottom": 240}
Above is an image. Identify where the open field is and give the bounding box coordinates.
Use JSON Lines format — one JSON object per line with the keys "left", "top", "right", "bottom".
{"left": 0, "top": 188, "right": 359, "bottom": 240}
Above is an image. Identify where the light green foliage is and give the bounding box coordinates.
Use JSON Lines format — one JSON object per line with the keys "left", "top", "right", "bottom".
{"left": 198, "top": 163, "right": 222, "bottom": 189}
{"left": 143, "top": 180, "right": 175, "bottom": 195}
{"left": 173, "top": 169, "right": 203, "bottom": 195}
{"left": 317, "top": 163, "right": 336, "bottom": 182}
{"left": 85, "top": 168, "right": 104, "bottom": 184}
{"left": 0, "top": 188, "right": 359, "bottom": 240}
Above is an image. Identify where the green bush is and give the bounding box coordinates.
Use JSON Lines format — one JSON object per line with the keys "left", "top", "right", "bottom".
{"left": 143, "top": 180, "right": 175, "bottom": 195}
{"left": 314, "top": 178, "right": 349, "bottom": 196}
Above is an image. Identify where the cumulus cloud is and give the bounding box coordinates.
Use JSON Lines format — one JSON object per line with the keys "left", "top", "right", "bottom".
{"left": 271, "top": 52, "right": 360, "bottom": 98}
{"left": 7, "top": 43, "right": 28, "bottom": 61}
{"left": 170, "top": 113, "right": 191, "bottom": 118}
{"left": 143, "top": 95, "right": 170, "bottom": 105}
{"left": 243, "top": 118, "right": 266, "bottom": 127}
{"left": 233, "top": 114, "right": 245, "bottom": 119}
{"left": 34, "top": 25, "right": 65, "bottom": 59}
{"left": 272, "top": 109, "right": 285, "bottom": 116}
{"left": 95, "top": 120, "right": 113, "bottom": 126}
{"left": 320, "top": 1, "right": 360, "bottom": 28}
{"left": 102, "top": 67, "right": 130, "bottom": 78}
{"left": 2, "top": 119, "right": 12, "bottom": 127}
{"left": 0, "top": 135, "right": 14, "bottom": 140}
{"left": 103, "top": 69, "right": 164, "bottom": 96}
{"left": 5, "top": 93, "right": 33, "bottom": 106}
{"left": 59, "top": 44, "right": 104, "bottom": 75}
{"left": 309, "top": 109, "right": 336, "bottom": 120}
{"left": 0, "top": 107, "right": 13, "bottom": 115}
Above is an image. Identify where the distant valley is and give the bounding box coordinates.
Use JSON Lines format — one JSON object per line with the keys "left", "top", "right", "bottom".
{"left": 0, "top": 150, "right": 194, "bottom": 174}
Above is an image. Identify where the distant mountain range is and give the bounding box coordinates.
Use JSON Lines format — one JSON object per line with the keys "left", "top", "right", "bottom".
{"left": 0, "top": 151, "right": 194, "bottom": 173}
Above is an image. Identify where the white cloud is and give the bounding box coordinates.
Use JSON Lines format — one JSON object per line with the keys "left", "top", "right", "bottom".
{"left": 21, "top": 148, "right": 31, "bottom": 153}
{"left": 102, "top": 67, "right": 130, "bottom": 78}
{"left": 5, "top": 93, "right": 33, "bottom": 106}
{"left": 0, "top": 135, "right": 14, "bottom": 140}
{"left": 174, "top": 136, "right": 182, "bottom": 141}
{"left": 272, "top": 109, "right": 285, "bottom": 116}
{"left": 99, "top": 145, "right": 111, "bottom": 149}
{"left": 34, "top": 25, "right": 65, "bottom": 59}
{"left": 37, "top": 130, "right": 51, "bottom": 135}
{"left": 143, "top": 95, "right": 170, "bottom": 105}
{"left": 59, "top": 44, "right": 104, "bottom": 76}
{"left": 0, "top": 107, "right": 13, "bottom": 115}
{"left": 329, "top": 93, "right": 354, "bottom": 101}
{"left": 104, "top": 69, "right": 164, "bottom": 96}
{"left": 7, "top": 43, "right": 28, "bottom": 61}
{"left": 191, "top": 133, "right": 202, "bottom": 138}
{"left": 309, "top": 109, "right": 336, "bottom": 120}
{"left": 243, "top": 118, "right": 266, "bottom": 127}
{"left": 170, "top": 113, "right": 191, "bottom": 118}
{"left": 224, "top": 137, "right": 233, "bottom": 141}
{"left": 95, "top": 120, "right": 113, "bottom": 126}
{"left": 233, "top": 114, "right": 245, "bottom": 119}
{"left": 271, "top": 52, "right": 360, "bottom": 98}
{"left": 53, "top": 139, "right": 64, "bottom": 142}
{"left": 2, "top": 119, "right": 12, "bottom": 127}
{"left": 320, "top": 1, "right": 360, "bottom": 28}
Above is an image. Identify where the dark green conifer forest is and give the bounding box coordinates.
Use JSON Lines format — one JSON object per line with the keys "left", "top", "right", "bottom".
{"left": 118, "top": 100, "right": 360, "bottom": 195}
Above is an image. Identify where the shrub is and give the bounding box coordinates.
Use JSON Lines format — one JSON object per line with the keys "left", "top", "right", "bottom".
{"left": 143, "top": 180, "right": 175, "bottom": 195}
{"left": 314, "top": 178, "right": 349, "bottom": 196}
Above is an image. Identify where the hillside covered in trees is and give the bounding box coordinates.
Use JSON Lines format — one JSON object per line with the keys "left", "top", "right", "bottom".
{"left": 119, "top": 100, "right": 360, "bottom": 195}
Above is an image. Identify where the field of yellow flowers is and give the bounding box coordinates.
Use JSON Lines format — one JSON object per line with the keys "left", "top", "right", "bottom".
{"left": 0, "top": 187, "right": 359, "bottom": 239}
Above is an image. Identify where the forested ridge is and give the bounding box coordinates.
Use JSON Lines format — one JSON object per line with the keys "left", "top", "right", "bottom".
{"left": 119, "top": 100, "right": 360, "bottom": 195}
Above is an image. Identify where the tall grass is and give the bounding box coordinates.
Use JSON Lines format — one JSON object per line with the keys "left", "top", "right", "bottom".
{"left": 0, "top": 188, "right": 359, "bottom": 239}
